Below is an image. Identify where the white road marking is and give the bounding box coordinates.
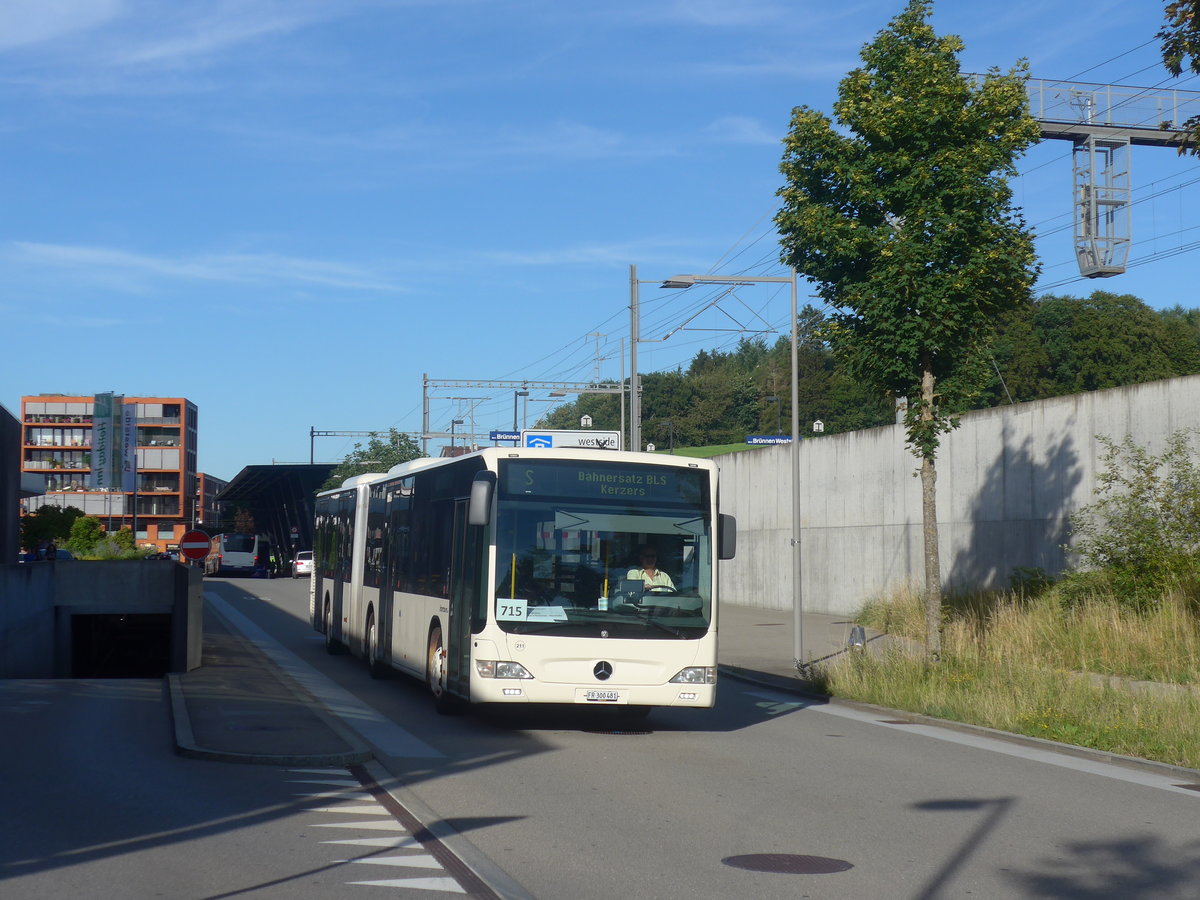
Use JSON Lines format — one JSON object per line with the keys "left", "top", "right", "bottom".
{"left": 295, "top": 791, "right": 376, "bottom": 801}
{"left": 347, "top": 855, "right": 444, "bottom": 869}
{"left": 323, "top": 836, "right": 425, "bottom": 848}
{"left": 289, "top": 778, "right": 361, "bottom": 787}
{"left": 349, "top": 877, "right": 466, "bottom": 893}
{"left": 313, "top": 820, "right": 408, "bottom": 832}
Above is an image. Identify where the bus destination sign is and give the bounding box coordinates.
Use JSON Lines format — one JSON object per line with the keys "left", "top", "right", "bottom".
{"left": 500, "top": 459, "right": 704, "bottom": 505}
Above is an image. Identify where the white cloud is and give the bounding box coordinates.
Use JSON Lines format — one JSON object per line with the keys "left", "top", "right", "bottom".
{"left": 8, "top": 241, "right": 406, "bottom": 293}
{"left": 660, "top": 0, "right": 788, "bottom": 27}
{"left": 700, "top": 116, "right": 780, "bottom": 145}
{"left": 0, "top": 0, "right": 123, "bottom": 51}
{"left": 111, "top": 1, "right": 336, "bottom": 68}
{"left": 221, "top": 117, "right": 682, "bottom": 166}
{"left": 481, "top": 237, "right": 696, "bottom": 267}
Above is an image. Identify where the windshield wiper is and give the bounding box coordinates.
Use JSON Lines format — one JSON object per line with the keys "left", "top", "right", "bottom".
{"left": 636, "top": 614, "right": 686, "bottom": 638}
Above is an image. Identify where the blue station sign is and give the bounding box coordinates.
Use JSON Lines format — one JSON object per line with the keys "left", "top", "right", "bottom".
{"left": 745, "top": 435, "right": 794, "bottom": 445}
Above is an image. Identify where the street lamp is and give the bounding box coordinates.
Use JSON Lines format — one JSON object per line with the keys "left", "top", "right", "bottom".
{"left": 450, "top": 418, "right": 464, "bottom": 448}
{"left": 661, "top": 268, "right": 805, "bottom": 671}
{"left": 513, "top": 390, "right": 529, "bottom": 431}
{"left": 628, "top": 265, "right": 681, "bottom": 453}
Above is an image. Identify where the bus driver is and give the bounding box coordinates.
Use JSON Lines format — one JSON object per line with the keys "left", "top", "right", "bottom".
{"left": 626, "top": 545, "right": 675, "bottom": 591}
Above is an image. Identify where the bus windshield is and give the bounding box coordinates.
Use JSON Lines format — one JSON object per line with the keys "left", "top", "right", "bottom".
{"left": 493, "top": 459, "right": 713, "bottom": 639}
{"left": 223, "top": 534, "right": 255, "bottom": 553}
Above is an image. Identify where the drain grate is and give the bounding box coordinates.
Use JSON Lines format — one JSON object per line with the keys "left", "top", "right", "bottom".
{"left": 723, "top": 854, "right": 853, "bottom": 874}
{"left": 1173, "top": 784, "right": 1200, "bottom": 792}
{"left": 879, "top": 719, "right": 916, "bottom": 725}
{"left": 583, "top": 729, "right": 652, "bottom": 736}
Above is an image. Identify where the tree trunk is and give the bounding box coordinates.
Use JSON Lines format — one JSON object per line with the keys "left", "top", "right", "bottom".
{"left": 920, "top": 360, "right": 943, "bottom": 660}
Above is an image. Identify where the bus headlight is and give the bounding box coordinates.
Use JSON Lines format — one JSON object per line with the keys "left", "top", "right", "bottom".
{"left": 669, "top": 666, "right": 716, "bottom": 684}
{"left": 475, "top": 660, "right": 534, "bottom": 679}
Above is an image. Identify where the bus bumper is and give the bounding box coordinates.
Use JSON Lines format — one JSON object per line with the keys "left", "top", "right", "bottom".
{"left": 470, "top": 680, "right": 715, "bottom": 708}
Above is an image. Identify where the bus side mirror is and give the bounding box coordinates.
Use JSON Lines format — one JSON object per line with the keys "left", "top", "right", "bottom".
{"left": 718, "top": 513, "right": 736, "bottom": 560}
{"left": 468, "top": 471, "right": 496, "bottom": 526}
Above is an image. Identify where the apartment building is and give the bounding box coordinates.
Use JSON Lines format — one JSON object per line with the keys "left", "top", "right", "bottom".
{"left": 196, "top": 471, "right": 229, "bottom": 531}
{"left": 20, "top": 394, "right": 199, "bottom": 552}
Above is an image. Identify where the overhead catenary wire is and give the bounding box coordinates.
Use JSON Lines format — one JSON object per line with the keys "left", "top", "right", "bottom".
{"left": 410, "top": 38, "right": 1199, "bottom": 439}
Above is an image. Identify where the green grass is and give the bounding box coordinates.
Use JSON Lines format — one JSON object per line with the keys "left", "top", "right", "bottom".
{"left": 656, "top": 443, "right": 764, "bottom": 458}
{"left": 831, "top": 588, "right": 1200, "bottom": 769}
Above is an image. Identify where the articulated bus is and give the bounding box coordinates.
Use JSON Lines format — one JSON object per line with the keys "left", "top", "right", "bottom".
{"left": 311, "top": 447, "right": 736, "bottom": 713}
{"left": 205, "top": 532, "right": 271, "bottom": 576}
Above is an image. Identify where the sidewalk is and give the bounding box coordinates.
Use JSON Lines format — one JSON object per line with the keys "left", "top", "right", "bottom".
{"left": 168, "top": 602, "right": 859, "bottom": 764}
{"left": 718, "top": 603, "right": 876, "bottom": 690}
{"left": 169, "top": 604, "right": 371, "bottom": 766}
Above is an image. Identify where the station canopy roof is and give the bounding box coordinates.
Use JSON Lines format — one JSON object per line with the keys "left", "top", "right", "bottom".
{"left": 215, "top": 463, "right": 336, "bottom": 553}
{"left": 215, "top": 463, "right": 336, "bottom": 505}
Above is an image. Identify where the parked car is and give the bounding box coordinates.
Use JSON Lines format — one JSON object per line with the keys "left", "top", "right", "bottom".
{"left": 292, "top": 550, "right": 314, "bottom": 578}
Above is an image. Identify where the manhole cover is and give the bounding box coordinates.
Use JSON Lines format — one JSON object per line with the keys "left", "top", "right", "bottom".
{"left": 723, "top": 854, "right": 853, "bottom": 874}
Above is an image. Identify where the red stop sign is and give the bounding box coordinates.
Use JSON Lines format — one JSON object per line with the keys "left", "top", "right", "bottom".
{"left": 179, "top": 530, "right": 212, "bottom": 560}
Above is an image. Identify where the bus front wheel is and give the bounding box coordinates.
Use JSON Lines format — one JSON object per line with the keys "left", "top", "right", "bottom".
{"left": 426, "top": 626, "right": 461, "bottom": 715}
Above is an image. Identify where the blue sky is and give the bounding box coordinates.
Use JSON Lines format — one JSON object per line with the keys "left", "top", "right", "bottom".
{"left": 3, "top": 0, "right": 1197, "bottom": 480}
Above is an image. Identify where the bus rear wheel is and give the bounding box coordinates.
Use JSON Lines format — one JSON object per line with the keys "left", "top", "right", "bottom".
{"left": 366, "top": 611, "right": 385, "bottom": 679}
{"left": 324, "top": 599, "right": 343, "bottom": 655}
{"left": 426, "top": 626, "right": 461, "bottom": 715}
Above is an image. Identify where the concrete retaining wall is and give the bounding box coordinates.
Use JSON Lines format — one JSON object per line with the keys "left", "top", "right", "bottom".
{"left": 0, "top": 560, "right": 203, "bottom": 676}
{"left": 718, "top": 374, "right": 1200, "bottom": 615}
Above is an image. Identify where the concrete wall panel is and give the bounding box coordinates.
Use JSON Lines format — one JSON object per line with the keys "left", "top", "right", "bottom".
{"left": 718, "top": 375, "right": 1200, "bottom": 616}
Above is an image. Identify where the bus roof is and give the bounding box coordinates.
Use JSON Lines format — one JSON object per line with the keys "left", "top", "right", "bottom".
{"left": 318, "top": 448, "right": 718, "bottom": 497}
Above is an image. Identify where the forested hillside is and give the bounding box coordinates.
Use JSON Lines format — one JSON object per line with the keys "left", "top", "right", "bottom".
{"left": 539, "top": 291, "right": 1200, "bottom": 447}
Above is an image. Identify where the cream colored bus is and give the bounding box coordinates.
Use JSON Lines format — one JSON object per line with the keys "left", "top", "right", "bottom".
{"left": 312, "top": 447, "right": 735, "bottom": 715}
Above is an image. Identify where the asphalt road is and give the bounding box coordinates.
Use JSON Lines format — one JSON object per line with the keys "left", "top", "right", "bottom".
{"left": 4, "top": 576, "right": 1198, "bottom": 899}
{"left": 214, "top": 578, "right": 1200, "bottom": 900}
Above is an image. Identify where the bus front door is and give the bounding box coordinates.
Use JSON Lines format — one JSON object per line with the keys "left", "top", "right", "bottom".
{"left": 448, "top": 499, "right": 485, "bottom": 697}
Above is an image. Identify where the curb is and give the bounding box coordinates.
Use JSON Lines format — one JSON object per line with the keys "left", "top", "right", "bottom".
{"left": 718, "top": 664, "right": 1200, "bottom": 782}
{"left": 167, "top": 673, "right": 373, "bottom": 767}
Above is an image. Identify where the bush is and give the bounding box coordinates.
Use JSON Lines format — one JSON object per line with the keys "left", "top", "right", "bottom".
{"left": 66, "top": 516, "right": 105, "bottom": 556}
{"left": 88, "top": 537, "right": 151, "bottom": 560}
{"left": 1068, "top": 431, "right": 1200, "bottom": 606}
{"left": 1009, "top": 566, "right": 1054, "bottom": 597}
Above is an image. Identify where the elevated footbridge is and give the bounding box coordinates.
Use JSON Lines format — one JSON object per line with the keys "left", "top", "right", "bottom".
{"left": 974, "top": 76, "right": 1200, "bottom": 278}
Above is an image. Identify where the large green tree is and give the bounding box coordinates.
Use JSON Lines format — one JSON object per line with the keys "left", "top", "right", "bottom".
{"left": 775, "top": 0, "right": 1040, "bottom": 656}
{"left": 1160, "top": 1, "right": 1200, "bottom": 152}
{"left": 982, "top": 293, "right": 1200, "bottom": 406}
{"left": 20, "top": 505, "right": 84, "bottom": 551}
{"left": 320, "top": 428, "right": 423, "bottom": 490}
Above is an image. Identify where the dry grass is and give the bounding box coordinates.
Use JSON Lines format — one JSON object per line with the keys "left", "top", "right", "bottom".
{"left": 829, "top": 587, "right": 1200, "bottom": 769}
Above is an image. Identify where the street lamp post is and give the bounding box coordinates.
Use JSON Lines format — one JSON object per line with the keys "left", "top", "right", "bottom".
{"left": 450, "top": 419, "right": 464, "bottom": 449}
{"left": 513, "top": 390, "right": 529, "bottom": 431}
{"left": 661, "top": 269, "right": 805, "bottom": 671}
